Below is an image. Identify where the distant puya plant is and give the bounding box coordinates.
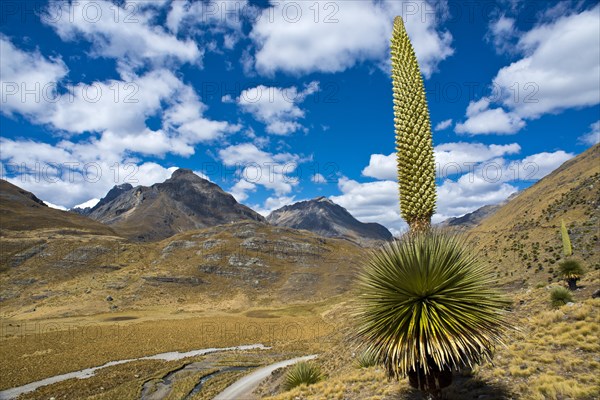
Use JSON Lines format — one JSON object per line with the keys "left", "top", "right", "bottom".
{"left": 558, "top": 220, "right": 585, "bottom": 290}
{"left": 550, "top": 286, "right": 574, "bottom": 308}
{"left": 561, "top": 219, "right": 573, "bottom": 257}
{"left": 355, "top": 16, "right": 511, "bottom": 400}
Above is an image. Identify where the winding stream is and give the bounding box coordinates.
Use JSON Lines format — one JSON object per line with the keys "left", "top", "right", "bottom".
{"left": 0, "top": 344, "right": 269, "bottom": 400}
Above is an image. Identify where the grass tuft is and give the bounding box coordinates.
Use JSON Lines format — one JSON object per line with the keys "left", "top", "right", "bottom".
{"left": 550, "top": 287, "right": 573, "bottom": 308}
{"left": 283, "top": 361, "right": 322, "bottom": 390}
{"left": 355, "top": 349, "right": 378, "bottom": 369}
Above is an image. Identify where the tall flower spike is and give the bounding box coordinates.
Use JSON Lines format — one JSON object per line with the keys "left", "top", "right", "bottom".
{"left": 391, "top": 16, "right": 436, "bottom": 232}
{"left": 561, "top": 219, "right": 573, "bottom": 257}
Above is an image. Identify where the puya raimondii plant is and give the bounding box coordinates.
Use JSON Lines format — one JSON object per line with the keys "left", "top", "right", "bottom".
{"left": 355, "top": 17, "right": 511, "bottom": 399}
{"left": 559, "top": 220, "right": 585, "bottom": 290}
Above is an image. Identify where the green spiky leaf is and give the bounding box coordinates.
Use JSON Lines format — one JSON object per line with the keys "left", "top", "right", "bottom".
{"left": 355, "top": 230, "right": 511, "bottom": 379}
{"left": 558, "top": 259, "right": 585, "bottom": 280}
{"left": 283, "top": 361, "right": 322, "bottom": 390}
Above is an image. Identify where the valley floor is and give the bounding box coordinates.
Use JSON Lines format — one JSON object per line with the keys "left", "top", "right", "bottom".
{"left": 1, "top": 279, "right": 599, "bottom": 400}
{"left": 0, "top": 303, "right": 337, "bottom": 399}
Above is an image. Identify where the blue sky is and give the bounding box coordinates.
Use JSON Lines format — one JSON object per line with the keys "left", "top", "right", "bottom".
{"left": 1, "top": 0, "right": 599, "bottom": 234}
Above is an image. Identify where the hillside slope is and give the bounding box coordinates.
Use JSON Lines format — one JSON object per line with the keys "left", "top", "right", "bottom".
{"left": 0, "top": 179, "right": 117, "bottom": 237}
{"left": 0, "top": 221, "right": 364, "bottom": 318}
{"left": 470, "top": 144, "right": 599, "bottom": 287}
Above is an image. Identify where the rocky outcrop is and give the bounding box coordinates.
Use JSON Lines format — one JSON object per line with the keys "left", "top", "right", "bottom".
{"left": 72, "top": 184, "right": 133, "bottom": 215}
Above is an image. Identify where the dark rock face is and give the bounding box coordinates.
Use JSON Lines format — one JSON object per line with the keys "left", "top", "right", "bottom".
{"left": 142, "top": 276, "right": 203, "bottom": 286}
{"left": 86, "top": 169, "right": 265, "bottom": 241}
{"left": 93, "top": 183, "right": 134, "bottom": 211}
{"left": 70, "top": 207, "right": 91, "bottom": 216}
{"left": 266, "top": 197, "right": 393, "bottom": 245}
{"left": 71, "top": 183, "right": 133, "bottom": 216}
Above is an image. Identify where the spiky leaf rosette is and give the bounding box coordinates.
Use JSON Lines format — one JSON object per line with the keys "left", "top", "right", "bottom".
{"left": 558, "top": 259, "right": 585, "bottom": 280}
{"left": 283, "top": 361, "right": 322, "bottom": 390}
{"left": 355, "top": 230, "right": 510, "bottom": 378}
{"left": 391, "top": 16, "right": 437, "bottom": 231}
{"left": 550, "top": 286, "right": 573, "bottom": 308}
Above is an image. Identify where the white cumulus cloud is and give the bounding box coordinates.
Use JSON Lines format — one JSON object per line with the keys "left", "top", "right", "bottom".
{"left": 578, "top": 121, "right": 600, "bottom": 146}
{"left": 493, "top": 5, "right": 600, "bottom": 118}
{"left": 237, "top": 82, "right": 320, "bottom": 135}
{"left": 311, "top": 173, "right": 327, "bottom": 184}
{"left": 434, "top": 119, "right": 453, "bottom": 131}
{"left": 219, "top": 143, "right": 304, "bottom": 197}
{"left": 0, "top": 36, "right": 68, "bottom": 117}
{"left": 249, "top": 0, "right": 452, "bottom": 77}
{"left": 44, "top": 0, "right": 201, "bottom": 70}
{"left": 455, "top": 99, "right": 525, "bottom": 135}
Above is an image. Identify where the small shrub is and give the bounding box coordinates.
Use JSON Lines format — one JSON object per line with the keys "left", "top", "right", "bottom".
{"left": 355, "top": 348, "right": 379, "bottom": 368}
{"left": 283, "top": 361, "right": 322, "bottom": 390}
{"left": 551, "top": 287, "right": 573, "bottom": 308}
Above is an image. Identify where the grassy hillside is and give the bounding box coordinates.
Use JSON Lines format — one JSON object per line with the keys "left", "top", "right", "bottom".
{"left": 0, "top": 180, "right": 117, "bottom": 236}
{"left": 0, "top": 221, "right": 364, "bottom": 319}
{"left": 470, "top": 144, "right": 599, "bottom": 289}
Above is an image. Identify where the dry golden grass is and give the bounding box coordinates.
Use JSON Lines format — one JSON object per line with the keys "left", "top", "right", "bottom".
{"left": 477, "top": 296, "right": 600, "bottom": 400}
{"left": 0, "top": 310, "right": 331, "bottom": 390}
{"left": 259, "top": 282, "right": 600, "bottom": 400}
{"left": 263, "top": 366, "right": 403, "bottom": 400}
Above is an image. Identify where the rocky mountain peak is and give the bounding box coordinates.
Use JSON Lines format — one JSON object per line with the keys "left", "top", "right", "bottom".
{"left": 267, "top": 198, "right": 393, "bottom": 246}
{"left": 170, "top": 168, "right": 199, "bottom": 180}
{"left": 314, "top": 196, "right": 334, "bottom": 204}
{"left": 91, "top": 183, "right": 134, "bottom": 211}
{"left": 84, "top": 171, "right": 265, "bottom": 241}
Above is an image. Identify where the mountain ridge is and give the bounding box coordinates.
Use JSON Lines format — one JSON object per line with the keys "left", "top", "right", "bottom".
{"left": 0, "top": 179, "right": 117, "bottom": 236}
{"left": 440, "top": 192, "right": 520, "bottom": 229}
{"left": 267, "top": 196, "right": 393, "bottom": 245}
{"left": 85, "top": 169, "right": 265, "bottom": 241}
